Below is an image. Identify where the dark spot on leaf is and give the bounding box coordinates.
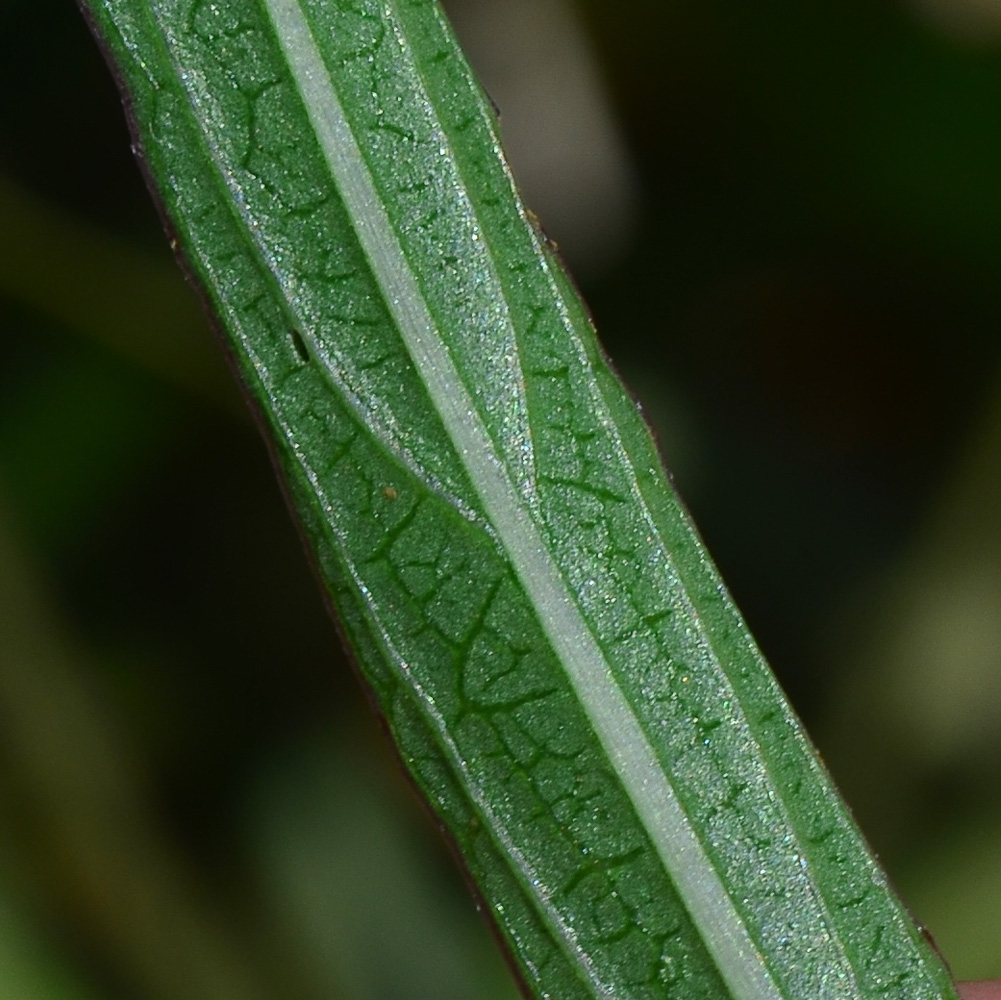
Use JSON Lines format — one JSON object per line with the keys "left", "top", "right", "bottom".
{"left": 290, "top": 328, "right": 310, "bottom": 363}
{"left": 485, "top": 88, "right": 501, "bottom": 121}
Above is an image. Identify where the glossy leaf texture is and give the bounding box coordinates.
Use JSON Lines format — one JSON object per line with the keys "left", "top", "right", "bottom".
{"left": 77, "top": 2, "right": 960, "bottom": 998}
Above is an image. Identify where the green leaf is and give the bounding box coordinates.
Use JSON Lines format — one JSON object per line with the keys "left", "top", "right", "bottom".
{"left": 77, "top": 1, "right": 960, "bottom": 998}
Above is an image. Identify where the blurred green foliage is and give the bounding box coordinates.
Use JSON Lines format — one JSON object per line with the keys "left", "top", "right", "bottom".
{"left": 0, "top": 0, "right": 998, "bottom": 997}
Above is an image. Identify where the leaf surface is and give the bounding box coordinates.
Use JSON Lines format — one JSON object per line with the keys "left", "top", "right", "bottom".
{"left": 78, "top": 1, "right": 960, "bottom": 998}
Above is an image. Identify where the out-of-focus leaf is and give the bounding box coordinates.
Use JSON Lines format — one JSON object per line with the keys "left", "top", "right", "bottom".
{"left": 0, "top": 173, "right": 236, "bottom": 411}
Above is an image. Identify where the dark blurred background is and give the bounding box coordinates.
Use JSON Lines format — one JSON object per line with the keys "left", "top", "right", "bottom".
{"left": 1, "top": 0, "right": 999, "bottom": 996}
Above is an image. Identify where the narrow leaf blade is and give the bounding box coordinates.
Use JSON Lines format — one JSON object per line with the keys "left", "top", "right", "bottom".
{"left": 78, "top": 1, "right": 961, "bottom": 998}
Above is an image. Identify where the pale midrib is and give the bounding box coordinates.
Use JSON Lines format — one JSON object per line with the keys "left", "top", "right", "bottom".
{"left": 261, "top": 2, "right": 784, "bottom": 998}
